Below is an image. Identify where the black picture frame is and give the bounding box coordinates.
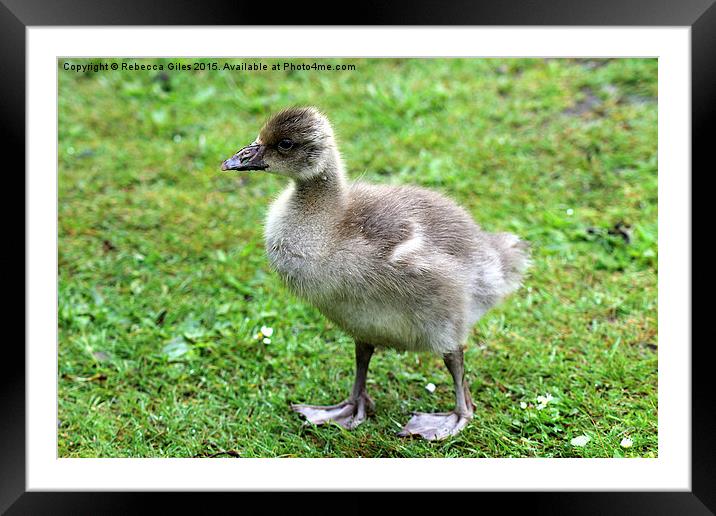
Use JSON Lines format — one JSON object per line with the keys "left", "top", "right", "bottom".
{"left": 4, "top": 0, "right": 713, "bottom": 513}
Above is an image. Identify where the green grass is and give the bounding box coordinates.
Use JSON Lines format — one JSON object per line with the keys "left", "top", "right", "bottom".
{"left": 58, "top": 57, "right": 657, "bottom": 458}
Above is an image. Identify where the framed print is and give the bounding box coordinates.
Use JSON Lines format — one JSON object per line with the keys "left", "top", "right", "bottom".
{"left": 5, "top": 0, "right": 714, "bottom": 513}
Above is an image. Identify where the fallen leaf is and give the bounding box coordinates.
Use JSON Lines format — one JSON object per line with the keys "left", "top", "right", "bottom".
{"left": 163, "top": 337, "right": 191, "bottom": 360}
{"left": 102, "top": 239, "right": 117, "bottom": 252}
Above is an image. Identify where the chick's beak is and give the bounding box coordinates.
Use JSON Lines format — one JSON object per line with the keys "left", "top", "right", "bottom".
{"left": 221, "top": 144, "right": 268, "bottom": 171}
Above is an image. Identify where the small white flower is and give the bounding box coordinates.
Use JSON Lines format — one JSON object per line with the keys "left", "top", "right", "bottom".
{"left": 536, "top": 403, "right": 546, "bottom": 410}
{"left": 260, "top": 326, "right": 274, "bottom": 337}
{"left": 620, "top": 437, "right": 633, "bottom": 448}
{"left": 262, "top": 337, "right": 271, "bottom": 344}
{"left": 536, "top": 393, "right": 554, "bottom": 405}
{"left": 425, "top": 383, "right": 436, "bottom": 393}
{"left": 566, "top": 208, "right": 574, "bottom": 216}
{"left": 520, "top": 401, "right": 528, "bottom": 409}
{"left": 571, "top": 435, "right": 591, "bottom": 447}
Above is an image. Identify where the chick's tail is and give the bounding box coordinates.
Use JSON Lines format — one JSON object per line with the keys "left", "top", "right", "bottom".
{"left": 492, "top": 232, "right": 531, "bottom": 297}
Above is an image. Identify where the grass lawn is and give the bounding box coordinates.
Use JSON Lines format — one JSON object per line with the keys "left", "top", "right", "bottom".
{"left": 58, "top": 57, "right": 657, "bottom": 458}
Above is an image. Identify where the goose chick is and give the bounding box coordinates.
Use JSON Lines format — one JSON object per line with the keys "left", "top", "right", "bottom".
{"left": 221, "top": 107, "right": 530, "bottom": 441}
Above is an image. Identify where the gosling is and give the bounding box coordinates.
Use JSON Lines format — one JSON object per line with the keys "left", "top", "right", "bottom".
{"left": 221, "top": 107, "right": 530, "bottom": 440}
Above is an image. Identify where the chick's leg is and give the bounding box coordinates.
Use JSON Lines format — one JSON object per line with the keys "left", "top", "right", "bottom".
{"left": 291, "top": 342, "right": 375, "bottom": 430}
{"left": 398, "top": 347, "right": 475, "bottom": 441}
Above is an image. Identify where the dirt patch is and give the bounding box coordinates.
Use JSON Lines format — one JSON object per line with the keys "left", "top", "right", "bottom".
{"left": 563, "top": 87, "right": 603, "bottom": 116}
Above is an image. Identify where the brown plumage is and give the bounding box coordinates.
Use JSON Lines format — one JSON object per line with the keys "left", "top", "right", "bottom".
{"left": 221, "top": 106, "right": 530, "bottom": 440}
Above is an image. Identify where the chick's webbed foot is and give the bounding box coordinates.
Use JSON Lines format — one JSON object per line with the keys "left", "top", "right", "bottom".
{"left": 397, "top": 411, "right": 472, "bottom": 441}
{"left": 291, "top": 393, "right": 375, "bottom": 430}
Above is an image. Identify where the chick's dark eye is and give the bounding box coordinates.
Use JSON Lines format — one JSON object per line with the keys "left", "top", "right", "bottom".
{"left": 278, "top": 139, "right": 294, "bottom": 151}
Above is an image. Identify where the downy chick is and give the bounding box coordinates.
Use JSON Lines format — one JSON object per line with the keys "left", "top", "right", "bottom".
{"left": 221, "top": 107, "right": 530, "bottom": 440}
